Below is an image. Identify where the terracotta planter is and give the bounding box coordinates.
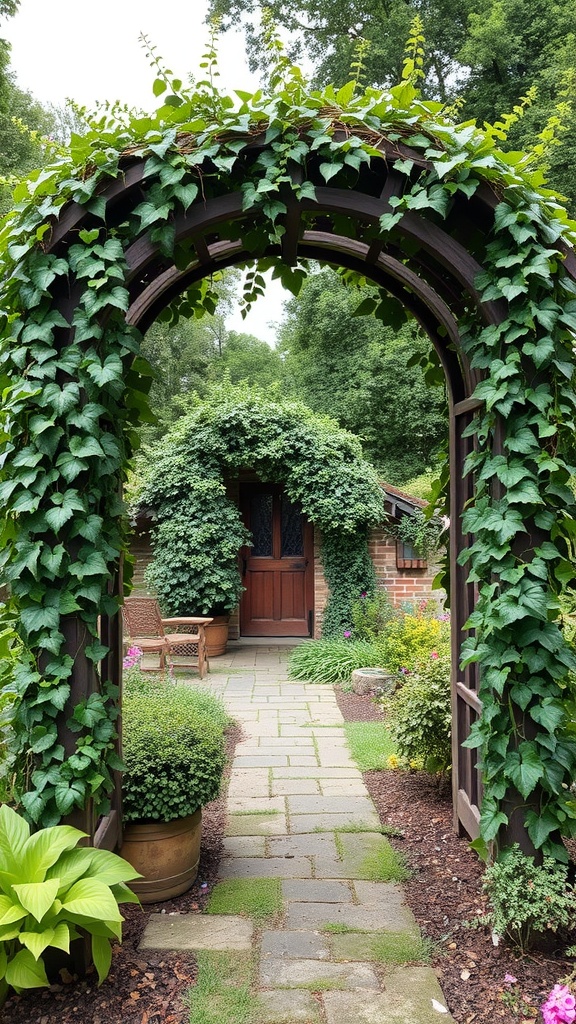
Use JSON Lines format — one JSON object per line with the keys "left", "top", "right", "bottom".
{"left": 121, "top": 808, "right": 202, "bottom": 903}
{"left": 204, "top": 615, "right": 229, "bottom": 657}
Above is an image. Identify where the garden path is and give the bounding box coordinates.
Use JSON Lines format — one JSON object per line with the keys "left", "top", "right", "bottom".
{"left": 139, "top": 643, "right": 455, "bottom": 1024}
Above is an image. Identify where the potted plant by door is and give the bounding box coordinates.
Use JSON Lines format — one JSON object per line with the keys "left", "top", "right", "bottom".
{"left": 121, "top": 673, "right": 228, "bottom": 903}
{"left": 142, "top": 478, "right": 251, "bottom": 656}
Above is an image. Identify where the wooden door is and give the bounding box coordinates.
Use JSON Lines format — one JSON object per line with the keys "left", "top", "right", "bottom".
{"left": 240, "top": 484, "right": 314, "bottom": 636}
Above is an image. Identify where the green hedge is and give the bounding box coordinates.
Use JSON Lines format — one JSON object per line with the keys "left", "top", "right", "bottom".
{"left": 122, "top": 679, "right": 228, "bottom": 824}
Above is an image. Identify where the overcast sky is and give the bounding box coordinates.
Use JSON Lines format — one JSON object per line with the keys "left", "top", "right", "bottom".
{"left": 2, "top": 0, "right": 286, "bottom": 343}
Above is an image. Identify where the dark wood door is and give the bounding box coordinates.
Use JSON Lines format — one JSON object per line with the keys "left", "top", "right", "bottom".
{"left": 240, "top": 484, "right": 314, "bottom": 636}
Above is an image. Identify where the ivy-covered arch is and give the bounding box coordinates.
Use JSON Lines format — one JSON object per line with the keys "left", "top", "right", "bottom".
{"left": 1, "top": 49, "right": 576, "bottom": 862}
{"left": 134, "top": 383, "right": 385, "bottom": 637}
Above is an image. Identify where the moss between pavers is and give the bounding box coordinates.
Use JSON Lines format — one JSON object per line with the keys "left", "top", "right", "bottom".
{"left": 186, "top": 950, "right": 262, "bottom": 1024}
{"left": 328, "top": 930, "right": 432, "bottom": 965}
{"left": 207, "top": 877, "right": 283, "bottom": 924}
{"left": 328, "top": 829, "right": 410, "bottom": 881}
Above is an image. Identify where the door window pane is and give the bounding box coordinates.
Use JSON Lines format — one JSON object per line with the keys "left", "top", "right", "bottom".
{"left": 250, "top": 493, "right": 273, "bottom": 556}
{"left": 281, "top": 492, "right": 304, "bottom": 557}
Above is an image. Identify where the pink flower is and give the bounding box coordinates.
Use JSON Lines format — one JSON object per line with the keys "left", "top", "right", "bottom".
{"left": 123, "top": 645, "right": 143, "bottom": 669}
{"left": 542, "top": 985, "right": 576, "bottom": 1024}
{"left": 430, "top": 651, "right": 439, "bottom": 659}
{"left": 504, "top": 974, "right": 517, "bottom": 985}
{"left": 343, "top": 630, "right": 351, "bottom": 638}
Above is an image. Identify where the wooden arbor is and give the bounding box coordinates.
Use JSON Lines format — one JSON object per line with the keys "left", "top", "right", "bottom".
{"left": 11, "top": 123, "right": 576, "bottom": 852}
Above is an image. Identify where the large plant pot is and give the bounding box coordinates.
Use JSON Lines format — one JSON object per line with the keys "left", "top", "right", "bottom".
{"left": 121, "top": 808, "right": 202, "bottom": 903}
{"left": 204, "top": 614, "right": 229, "bottom": 657}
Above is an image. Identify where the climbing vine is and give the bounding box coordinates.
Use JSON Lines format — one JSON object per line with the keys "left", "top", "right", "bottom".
{"left": 0, "top": 21, "right": 574, "bottom": 858}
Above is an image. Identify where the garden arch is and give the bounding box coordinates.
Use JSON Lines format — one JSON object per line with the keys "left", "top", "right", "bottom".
{"left": 2, "top": 79, "right": 576, "bottom": 862}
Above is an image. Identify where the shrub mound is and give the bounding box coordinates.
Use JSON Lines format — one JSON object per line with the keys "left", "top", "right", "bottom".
{"left": 122, "top": 677, "right": 228, "bottom": 824}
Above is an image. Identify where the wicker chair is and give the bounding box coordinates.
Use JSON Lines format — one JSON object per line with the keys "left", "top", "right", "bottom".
{"left": 122, "top": 597, "right": 212, "bottom": 679}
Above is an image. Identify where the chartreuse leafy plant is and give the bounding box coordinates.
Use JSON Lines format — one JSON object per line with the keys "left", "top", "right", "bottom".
{"left": 0, "top": 803, "right": 140, "bottom": 1006}
{"left": 0, "top": 15, "right": 574, "bottom": 865}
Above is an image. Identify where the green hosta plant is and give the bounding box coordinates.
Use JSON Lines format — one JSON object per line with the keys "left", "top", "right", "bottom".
{"left": 0, "top": 804, "right": 140, "bottom": 1006}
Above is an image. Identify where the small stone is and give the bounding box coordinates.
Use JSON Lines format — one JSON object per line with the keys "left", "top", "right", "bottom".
{"left": 460, "top": 970, "right": 471, "bottom": 981}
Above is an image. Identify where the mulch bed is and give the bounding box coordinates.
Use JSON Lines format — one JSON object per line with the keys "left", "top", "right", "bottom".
{"left": 335, "top": 687, "right": 573, "bottom": 1024}
{"left": 4, "top": 699, "right": 573, "bottom": 1024}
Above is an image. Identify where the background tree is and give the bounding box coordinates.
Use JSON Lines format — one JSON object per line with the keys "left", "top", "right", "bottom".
{"left": 207, "top": 0, "right": 576, "bottom": 208}
{"left": 207, "top": 0, "right": 474, "bottom": 100}
{"left": 139, "top": 268, "right": 285, "bottom": 439}
{"left": 207, "top": 330, "right": 283, "bottom": 388}
{"left": 278, "top": 267, "right": 447, "bottom": 484}
{"left": 0, "top": 2, "right": 83, "bottom": 212}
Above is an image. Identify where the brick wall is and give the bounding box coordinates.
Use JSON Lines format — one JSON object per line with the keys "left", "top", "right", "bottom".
{"left": 130, "top": 515, "right": 444, "bottom": 642}
{"left": 313, "top": 524, "right": 444, "bottom": 637}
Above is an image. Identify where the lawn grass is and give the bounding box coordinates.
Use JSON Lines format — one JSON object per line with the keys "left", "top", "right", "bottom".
{"left": 186, "top": 951, "right": 261, "bottom": 1024}
{"left": 206, "top": 877, "right": 283, "bottom": 923}
{"left": 343, "top": 721, "right": 396, "bottom": 770}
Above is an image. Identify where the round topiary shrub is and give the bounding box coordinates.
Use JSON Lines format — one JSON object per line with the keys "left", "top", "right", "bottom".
{"left": 122, "top": 681, "right": 228, "bottom": 824}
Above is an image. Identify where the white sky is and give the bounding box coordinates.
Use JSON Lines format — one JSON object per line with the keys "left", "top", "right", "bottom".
{"left": 2, "top": 0, "right": 287, "bottom": 343}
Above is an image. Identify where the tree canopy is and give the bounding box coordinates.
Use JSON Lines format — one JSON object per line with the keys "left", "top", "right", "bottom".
{"left": 278, "top": 266, "right": 447, "bottom": 483}
{"left": 207, "top": 0, "right": 576, "bottom": 209}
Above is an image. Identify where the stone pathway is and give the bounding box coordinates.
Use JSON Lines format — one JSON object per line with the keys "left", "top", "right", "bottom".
{"left": 140, "top": 643, "right": 454, "bottom": 1024}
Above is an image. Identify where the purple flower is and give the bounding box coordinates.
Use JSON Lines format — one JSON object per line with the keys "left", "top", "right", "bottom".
{"left": 504, "top": 974, "right": 517, "bottom": 985}
{"left": 343, "top": 630, "right": 351, "bottom": 638}
{"left": 542, "top": 985, "right": 576, "bottom": 1024}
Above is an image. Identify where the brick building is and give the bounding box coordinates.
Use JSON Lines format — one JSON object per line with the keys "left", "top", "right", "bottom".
{"left": 130, "top": 481, "right": 444, "bottom": 641}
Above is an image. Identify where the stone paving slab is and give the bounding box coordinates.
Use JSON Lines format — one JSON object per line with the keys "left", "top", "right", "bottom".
{"left": 227, "top": 781, "right": 271, "bottom": 798}
{"left": 259, "top": 957, "right": 380, "bottom": 990}
{"left": 278, "top": 727, "right": 340, "bottom": 737}
{"left": 143, "top": 647, "right": 454, "bottom": 1024}
{"left": 238, "top": 744, "right": 316, "bottom": 756}
{"left": 287, "top": 795, "right": 376, "bottom": 815}
{"left": 273, "top": 767, "right": 363, "bottom": 779}
{"left": 261, "top": 930, "right": 330, "bottom": 961}
{"left": 219, "top": 856, "right": 313, "bottom": 878}
{"left": 271, "top": 779, "right": 321, "bottom": 795}
{"left": 221, "top": 836, "right": 267, "bottom": 857}
{"left": 284, "top": 897, "right": 418, "bottom": 933}
{"left": 226, "top": 813, "right": 289, "bottom": 836}
{"left": 268, "top": 833, "right": 340, "bottom": 859}
{"left": 258, "top": 989, "right": 322, "bottom": 1023}
{"left": 282, "top": 879, "right": 352, "bottom": 902}
{"left": 316, "top": 755, "right": 357, "bottom": 768}
{"left": 289, "top": 812, "right": 381, "bottom": 833}
{"left": 322, "top": 968, "right": 454, "bottom": 1024}
{"left": 321, "top": 782, "right": 370, "bottom": 797}
{"left": 227, "top": 796, "right": 286, "bottom": 813}
{"left": 140, "top": 913, "right": 253, "bottom": 951}
{"left": 233, "top": 755, "right": 289, "bottom": 768}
